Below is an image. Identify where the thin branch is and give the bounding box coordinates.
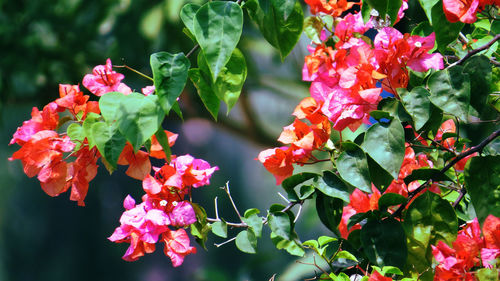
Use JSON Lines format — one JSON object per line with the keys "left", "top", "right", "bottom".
{"left": 447, "top": 34, "right": 500, "bottom": 68}
{"left": 222, "top": 181, "right": 244, "bottom": 222}
{"left": 392, "top": 128, "right": 500, "bottom": 217}
{"left": 206, "top": 217, "right": 247, "bottom": 227}
{"left": 214, "top": 196, "right": 220, "bottom": 220}
{"left": 185, "top": 44, "right": 199, "bottom": 58}
{"left": 452, "top": 187, "right": 467, "bottom": 207}
{"left": 214, "top": 237, "right": 237, "bottom": 248}
{"left": 114, "top": 64, "right": 154, "bottom": 81}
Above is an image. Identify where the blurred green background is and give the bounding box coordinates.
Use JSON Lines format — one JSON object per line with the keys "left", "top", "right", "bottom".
{"left": 0, "top": 0, "right": 336, "bottom": 280}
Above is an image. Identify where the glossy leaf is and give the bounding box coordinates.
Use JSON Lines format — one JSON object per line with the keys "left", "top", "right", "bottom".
{"left": 270, "top": 232, "right": 305, "bottom": 257}
{"left": 428, "top": 66, "right": 470, "bottom": 121}
{"left": 403, "top": 192, "right": 458, "bottom": 278}
{"left": 188, "top": 68, "right": 220, "bottom": 120}
{"left": 82, "top": 112, "right": 101, "bottom": 149}
{"left": 67, "top": 123, "right": 84, "bottom": 150}
{"left": 243, "top": 208, "right": 263, "bottom": 237}
{"left": 378, "top": 193, "right": 406, "bottom": 211}
{"left": 399, "top": 87, "right": 432, "bottom": 131}
{"left": 282, "top": 172, "right": 320, "bottom": 201}
{"left": 193, "top": 1, "right": 243, "bottom": 80}
{"left": 154, "top": 127, "right": 171, "bottom": 162}
{"left": 245, "top": 0, "right": 303, "bottom": 60}
{"left": 314, "top": 171, "right": 351, "bottom": 202}
{"left": 361, "top": 119, "right": 405, "bottom": 179}
{"left": 430, "top": 1, "right": 464, "bottom": 52}
{"left": 361, "top": 217, "right": 407, "bottom": 269}
{"left": 268, "top": 211, "right": 292, "bottom": 240}
{"left": 180, "top": 3, "right": 200, "bottom": 36}
{"left": 211, "top": 220, "right": 227, "bottom": 238}
{"left": 235, "top": 230, "right": 257, "bottom": 254}
{"left": 417, "top": 0, "right": 439, "bottom": 24}
{"left": 304, "top": 16, "right": 322, "bottom": 44}
{"left": 462, "top": 55, "right": 492, "bottom": 117}
{"left": 365, "top": 0, "right": 402, "bottom": 25}
{"left": 337, "top": 143, "right": 372, "bottom": 193}
{"left": 190, "top": 203, "right": 210, "bottom": 250}
{"left": 465, "top": 156, "right": 500, "bottom": 224}
{"left": 367, "top": 155, "right": 394, "bottom": 192}
{"left": 316, "top": 191, "right": 344, "bottom": 234}
{"left": 198, "top": 48, "right": 247, "bottom": 114}
{"left": 150, "top": 52, "right": 190, "bottom": 114}
{"left": 403, "top": 168, "right": 453, "bottom": 185}
{"left": 91, "top": 122, "right": 126, "bottom": 172}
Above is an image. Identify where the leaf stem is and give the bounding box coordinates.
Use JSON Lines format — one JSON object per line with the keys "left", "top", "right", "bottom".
{"left": 114, "top": 64, "right": 154, "bottom": 81}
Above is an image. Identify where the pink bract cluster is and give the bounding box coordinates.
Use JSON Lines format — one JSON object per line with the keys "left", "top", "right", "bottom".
{"left": 10, "top": 59, "right": 219, "bottom": 267}
{"left": 443, "top": 0, "right": 500, "bottom": 23}
{"left": 432, "top": 215, "right": 500, "bottom": 280}
{"left": 109, "top": 154, "right": 218, "bottom": 265}
{"left": 303, "top": 11, "right": 443, "bottom": 132}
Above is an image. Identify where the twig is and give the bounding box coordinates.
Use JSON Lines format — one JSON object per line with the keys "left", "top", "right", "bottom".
{"left": 452, "top": 187, "right": 467, "bottom": 207}
{"left": 186, "top": 44, "right": 199, "bottom": 58}
{"left": 222, "top": 181, "right": 244, "bottom": 222}
{"left": 206, "top": 217, "right": 247, "bottom": 227}
{"left": 447, "top": 34, "right": 500, "bottom": 68}
{"left": 114, "top": 64, "right": 154, "bottom": 81}
{"left": 214, "top": 237, "right": 237, "bottom": 248}
{"left": 392, "top": 128, "right": 500, "bottom": 217}
{"left": 214, "top": 196, "right": 220, "bottom": 220}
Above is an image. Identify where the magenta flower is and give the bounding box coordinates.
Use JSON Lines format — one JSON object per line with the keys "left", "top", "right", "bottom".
{"left": 82, "top": 58, "right": 132, "bottom": 96}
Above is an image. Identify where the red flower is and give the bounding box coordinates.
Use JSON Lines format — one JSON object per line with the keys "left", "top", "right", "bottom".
{"left": 304, "top": 0, "right": 358, "bottom": 16}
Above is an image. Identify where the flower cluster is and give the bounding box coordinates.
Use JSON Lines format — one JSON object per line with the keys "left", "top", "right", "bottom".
{"left": 432, "top": 215, "right": 500, "bottom": 280}
{"left": 338, "top": 143, "right": 438, "bottom": 238}
{"left": 109, "top": 154, "right": 218, "bottom": 265}
{"left": 443, "top": 0, "right": 500, "bottom": 23}
{"left": 303, "top": 10, "right": 443, "bottom": 132}
{"left": 9, "top": 84, "right": 101, "bottom": 206}
{"left": 258, "top": 97, "right": 331, "bottom": 185}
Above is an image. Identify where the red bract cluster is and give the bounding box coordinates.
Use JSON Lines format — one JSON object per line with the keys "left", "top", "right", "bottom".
{"left": 434, "top": 119, "right": 477, "bottom": 171}
{"left": 443, "top": 0, "right": 500, "bottom": 23}
{"left": 9, "top": 84, "right": 101, "bottom": 206}
{"left": 303, "top": 11, "right": 443, "bottom": 131}
{"left": 304, "top": 0, "right": 359, "bottom": 17}
{"left": 10, "top": 59, "right": 219, "bottom": 267}
{"left": 109, "top": 154, "right": 218, "bottom": 265}
{"left": 432, "top": 215, "right": 500, "bottom": 280}
{"left": 258, "top": 97, "right": 331, "bottom": 185}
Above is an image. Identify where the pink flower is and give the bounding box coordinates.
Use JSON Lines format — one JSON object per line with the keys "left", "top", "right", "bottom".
{"left": 168, "top": 201, "right": 197, "bottom": 227}
{"left": 82, "top": 58, "right": 132, "bottom": 96}
{"left": 142, "top": 85, "right": 155, "bottom": 96}
{"left": 161, "top": 228, "right": 197, "bottom": 267}
{"left": 9, "top": 103, "right": 59, "bottom": 145}
{"left": 172, "top": 155, "right": 219, "bottom": 188}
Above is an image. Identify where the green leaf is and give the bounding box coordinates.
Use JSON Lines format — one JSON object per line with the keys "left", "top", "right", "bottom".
{"left": 314, "top": 171, "right": 351, "bottom": 202}
{"left": 399, "top": 87, "right": 432, "bottom": 131}
{"left": 282, "top": 172, "right": 320, "bottom": 201}
{"left": 335, "top": 251, "right": 359, "bottom": 262}
{"left": 361, "top": 119, "right": 405, "bottom": 179}
{"left": 378, "top": 193, "right": 406, "bottom": 211}
{"left": 243, "top": 208, "right": 263, "bottom": 237}
{"left": 245, "top": 0, "right": 303, "bottom": 60}
{"left": 365, "top": 0, "right": 402, "bottom": 25}
{"left": 82, "top": 112, "right": 101, "bottom": 149}
{"left": 235, "top": 230, "right": 257, "bottom": 254}
{"left": 299, "top": 185, "right": 315, "bottom": 200}
{"left": 193, "top": 1, "right": 243, "bottom": 80}
{"left": 465, "top": 156, "right": 500, "bottom": 224}
{"left": 462, "top": 55, "right": 493, "bottom": 117}
{"left": 369, "top": 110, "right": 393, "bottom": 121}
{"left": 428, "top": 66, "right": 470, "bottom": 121}
{"left": 99, "top": 92, "right": 125, "bottom": 123}
{"left": 403, "top": 168, "right": 453, "bottom": 185}
{"left": 270, "top": 232, "right": 305, "bottom": 257}
{"left": 430, "top": 1, "right": 464, "bottom": 52}
{"left": 154, "top": 128, "right": 171, "bottom": 162}
{"left": 67, "top": 123, "right": 84, "bottom": 149}
{"left": 91, "top": 122, "right": 126, "bottom": 172}
{"left": 403, "top": 192, "right": 458, "bottom": 279}
{"left": 188, "top": 68, "right": 220, "bottom": 120}
{"left": 304, "top": 16, "right": 323, "bottom": 44}
{"left": 211, "top": 220, "right": 227, "bottom": 238}
{"left": 268, "top": 211, "right": 292, "bottom": 240}
{"left": 367, "top": 155, "right": 394, "bottom": 192}
{"left": 417, "top": 0, "right": 439, "bottom": 25}
{"left": 316, "top": 190, "right": 344, "bottom": 234}
{"left": 180, "top": 3, "right": 200, "bottom": 36}
{"left": 150, "top": 52, "right": 190, "bottom": 114}
{"left": 318, "top": 236, "right": 337, "bottom": 247}
{"left": 198, "top": 48, "right": 247, "bottom": 114}
{"left": 361, "top": 217, "right": 407, "bottom": 269}
{"left": 190, "top": 203, "right": 210, "bottom": 250}
{"left": 337, "top": 143, "right": 372, "bottom": 193}
{"left": 476, "top": 268, "right": 499, "bottom": 281}
{"left": 302, "top": 240, "right": 319, "bottom": 249}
